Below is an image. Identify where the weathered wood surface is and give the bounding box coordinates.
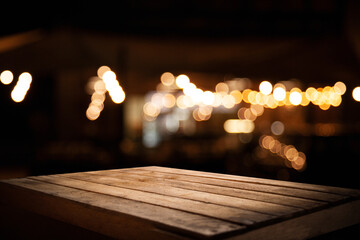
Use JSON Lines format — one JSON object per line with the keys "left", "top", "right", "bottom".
{"left": 0, "top": 166, "right": 359, "bottom": 239}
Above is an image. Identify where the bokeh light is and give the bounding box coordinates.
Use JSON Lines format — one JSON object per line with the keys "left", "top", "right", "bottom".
{"left": 97, "top": 66, "right": 111, "bottom": 78}
{"left": 11, "top": 72, "right": 32, "bottom": 103}
{"left": 273, "top": 85, "right": 286, "bottom": 101}
{"left": 259, "top": 81, "right": 272, "bottom": 95}
{"left": 0, "top": 70, "right": 14, "bottom": 85}
{"left": 160, "top": 72, "right": 175, "bottom": 86}
{"left": 352, "top": 87, "right": 360, "bottom": 102}
{"left": 224, "top": 119, "right": 255, "bottom": 133}
{"left": 333, "top": 81, "right": 346, "bottom": 95}
{"left": 289, "top": 88, "right": 302, "bottom": 106}
{"left": 215, "top": 82, "right": 229, "bottom": 94}
{"left": 271, "top": 121, "right": 285, "bottom": 135}
{"left": 176, "top": 74, "right": 190, "bottom": 89}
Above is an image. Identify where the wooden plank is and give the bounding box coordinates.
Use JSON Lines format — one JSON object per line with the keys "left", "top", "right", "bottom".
{"left": 2, "top": 166, "right": 359, "bottom": 240}
{"left": 56, "top": 172, "right": 302, "bottom": 216}
{"left": 115, "top": 168, "right": 346, "bottom": 202}
{"left": 31, "top": 175, "right": 274, "bottom": 225}
{"left": 0, "top": 178, "right": 244, "bottom": 239}
{"left": 78, "top": 170, "right": 325, "bottom": 210}
{"left": 225, "top": 200, "right": 360, "bottom": 240}
{"left": 143, "top": 166, "right": 360, "bottom": 197}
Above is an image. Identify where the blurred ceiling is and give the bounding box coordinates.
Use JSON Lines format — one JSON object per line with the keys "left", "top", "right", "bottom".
{"left": 0, "top": 0, "right": 359, "bottom": 94}
{"left": 0, "top": 0, "right": 347, "bottom": 37}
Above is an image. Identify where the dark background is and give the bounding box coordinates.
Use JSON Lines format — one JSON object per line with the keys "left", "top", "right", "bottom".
{"left": 1, "top": 0, "right": 360, "bottom": 190}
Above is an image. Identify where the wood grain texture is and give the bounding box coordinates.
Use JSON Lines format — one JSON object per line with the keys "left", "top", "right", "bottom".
{"left": 0, "top": 166, "right": 359, "bottom": 239}
{"left": 51, "top": 172, "right": 301, "bottom": 216}
{"left": 0, "top": 178, "right": 243, "bottom": 239}
{"left": 115, "top": 169, "right": 346, "bottom": 202}
{"left": 30, "top": 175, "right": 274, "bottom": 225}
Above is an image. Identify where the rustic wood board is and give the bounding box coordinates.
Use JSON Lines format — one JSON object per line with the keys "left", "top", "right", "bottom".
{"left": 0, "top": 166, "right": 359, "bottom": 239}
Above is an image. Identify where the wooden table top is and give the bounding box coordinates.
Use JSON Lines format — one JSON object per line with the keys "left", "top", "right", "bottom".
{"left": 1, "top": 166, "right": 360, "bottom": 239}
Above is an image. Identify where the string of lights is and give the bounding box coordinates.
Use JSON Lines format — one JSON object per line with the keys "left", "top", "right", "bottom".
{"left": 85, "top": 66, "right": 126, "bottom": 121}
{"left": 1, "top": 70, "right": 32, "bottom": 103}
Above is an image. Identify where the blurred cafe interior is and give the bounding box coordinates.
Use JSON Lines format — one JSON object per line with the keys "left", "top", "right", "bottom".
{"left": 1, "top": 0, "right": 360, "bottom": 189}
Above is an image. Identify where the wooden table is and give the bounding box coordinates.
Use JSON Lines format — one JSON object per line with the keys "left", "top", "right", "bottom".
{"left": 0, "top": 166, "right": 359, "bottom": 239}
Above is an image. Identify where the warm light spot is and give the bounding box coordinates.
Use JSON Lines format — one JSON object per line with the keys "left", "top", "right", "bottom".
{"left": 260, "top": 135, "right": 274, "bottom": 149}
{"left": 224, "top": 119, "right": 255, "bottom": 133}
{"left": 215, "top": 82, "right": 229, "bottom": 94}
{"left": 237, "top": 107, "right": 246, "bottom": 119}
{"left": 102, "top": 70, "right": 116, "bottom": 83}
{"left": 97, "top": 66, "right": 111, "bottom": 78}
{"left": 248, "top": 91, "right": 257, "bottom": 104}
{"left": 190, "top": 88, "right": 203, "bottom": 104}
{"left": 259, "top": 134, "right": 307, "bottom": 172}
{"left": 264, "top": 94, "right": 277, "bottom": 109}
{"left": 143, "top": 102, "right": 161, "bottom": 118}
{"left": 92, "top": 92, "right": 106, "bottom": 102}
{"left": 176, "top": 74, "right": 190, "bottom": 89}
{"left": 202, "top": 91, "right": 215, "bottom": 105}
{"left": 259, "top": 81, "right": 272, "bottom": 95}
{"left": 331, "top": 94, "right": 342, "bottom": 107}
{"left": 176, "top": 95, "right": 187, "bottom": 109}
{"left": 222, "top": 94, "right": 236, "bottom": 109}
{"left": 11, "top": 89, "right": 25, "bottom": 102}
{"left": 212, "top": 93, "right": 223, "bottom": 107}
{"left": 11, "top": 72, "right": 32, "bottom": 103}
{"left": 160, "top": 72, "right": 175, "bottom": 86}
{"left": 183, "top": 95, "right": 194, "bottom": 108}
{"left": 0, "top": 70, "right": 13, "bottom": 85}
{"left": 182, "top": 83, "right": 196, "bottom": 96}
{"left": 162, "top": 93, "right": 176, "bottom": 108}
{"left": 319, "top": 103, "right": 330, "bottom": 110}
{"left": 271, "top": 121, "right": 285, "bottom": 135}
{"left": 151, "top": 93, "right": 163, "bottom": 107}
{"left": 244, "top": 108, "right": 257, "bottom": 121}
{"left": 352, "top": 87, "right": 360, "bottom": 102}
{"left": 300, "top": 92, "right": 310, "bottom": 106}
{"left": 334, "top": 81, "right": 346, "bottom": 95}
{"left": 94, "top": 80, "right": 107, "bottom": 94}
{"left": 305, "top": 87, "right": 318, "bottom": 102}
{"left": 255, "top": 92, "right": 266, "bottom": 105}
{"left": 102, "top": 70, "right": 126, "bottom": 104}
{"left": 193, "top": 108, "right": 211, "bottom": 121}
{"left": 273, "top": 86, "right": 286, "bottom": 101}
{"left": 86, "top": 107, "right": 100, "bottom": 121}
{"left": 242, "top": 89, "right": 252, "bottom": 103}
{"left": 285, "top": 146, "right": 298, "bottom": 161}
{"left": 199, "top": 105, "right": 213, "bottom": 116}
{"left": 19, "top": 72, "right": 32, "bottom": 85}
{"left": 111, "top": 88, "right": 126, "bottom": 104}
{"left": 250, "top": 104, "right": 264, "bottom": 116}
{"left": 270, "top": 140, "right": 282, "bottom": 154}
{"left": 230, "top": 90, "right": 243, "bottom": 104}
{"left": 289, "top": 88, "right": 302, "bottom": 106}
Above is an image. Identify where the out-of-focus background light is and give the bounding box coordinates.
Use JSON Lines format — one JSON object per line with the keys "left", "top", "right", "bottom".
{"left": 259, "top": 81, "right": 272, "bottom": 95}
{"left": 86, "top": 66, "right": 125, "bottom": 121}
{"left": 0, "top": 70, "right": 13, "bottom": 85}
{"left": 353, "top": 87, "right": 360, "bottom": 102}
{"left": 1, "top": 0, "right": 360, "bottom": 193}
{"left": 11, "top": 72, "right": 32, "bottom": 103}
